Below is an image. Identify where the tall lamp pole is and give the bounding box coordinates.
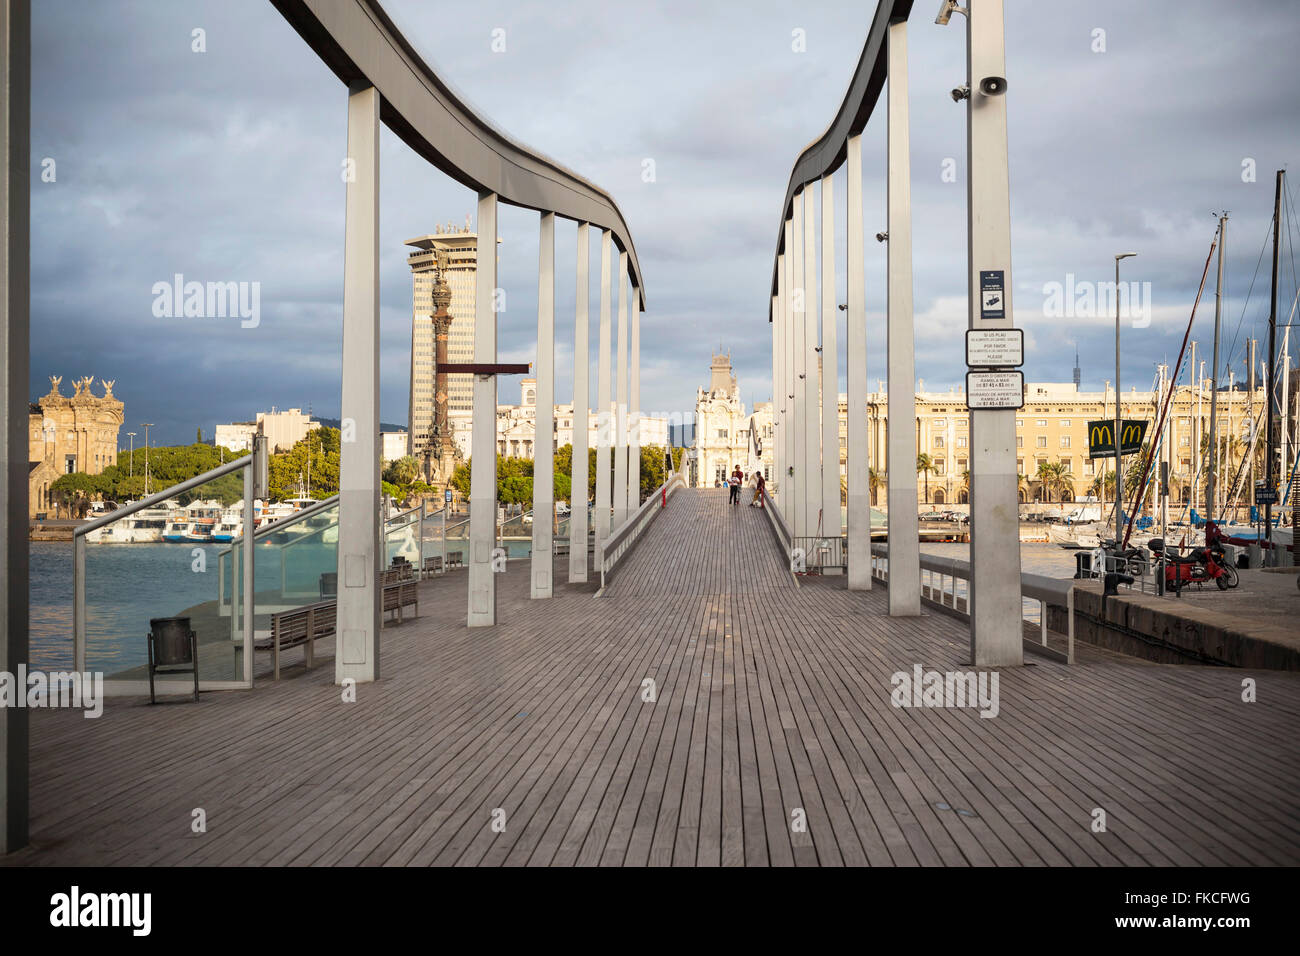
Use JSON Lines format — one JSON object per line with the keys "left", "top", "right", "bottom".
{"left": 141, "top": 423, "right": 154, "bottom": 495}
{"left": 126, "top": 432, "right": 136, "bottom": 476}
{"left": 1114, "top": 252, "right": 1137, "bottom": 544}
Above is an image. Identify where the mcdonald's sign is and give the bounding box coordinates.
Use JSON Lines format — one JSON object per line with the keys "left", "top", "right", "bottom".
{"left": 1088, "top": 419, "right": 1148, "bottom": 459}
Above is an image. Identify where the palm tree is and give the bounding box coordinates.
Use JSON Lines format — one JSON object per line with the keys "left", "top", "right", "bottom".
{"left": 841, "top": 467, "right": 887, "bottom": 506}
{"left": 1090, "top": 469, "right": 1116, "bottom": 499}
{"left": 958, "top": 469, "right": 971, "bottom": 503}
{"left": 916, "top": 454, "right": 935, "bottom": 504}
{"left": 1035, "top": 460, "right": 1068, "bottom": 503}
{"left": 869, "top": 467, "right": 884, "bottom": 505}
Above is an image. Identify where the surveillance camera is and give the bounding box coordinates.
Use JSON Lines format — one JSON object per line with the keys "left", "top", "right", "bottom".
{"left": 978, "top": 76, "right": 1007, "bottom": 96}
{"left": 951, "top": 85, "right": 970, "bottom": 102}
{"left": 875, "top": 231, "right": 888, "bottom": 243}
{"left": 935, "top": 0, "right": 966, "bottom": 25}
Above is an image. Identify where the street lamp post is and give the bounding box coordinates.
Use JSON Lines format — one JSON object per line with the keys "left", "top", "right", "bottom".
{"left": 141, "top": 423, "right": 154, "bottom": 496}
{"left": 1114, "top": 252, "right": 1137, "bottom": 544}
{"left": 126, "top": 432, "right": 136, "bottom": 476}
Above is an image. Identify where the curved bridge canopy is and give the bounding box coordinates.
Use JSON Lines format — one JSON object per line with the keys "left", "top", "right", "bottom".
{"left": 272, "top": 0, "right": 647, "bottom": 307}
{"left": 766, "top": 0, "right": 913, "bottom": 317}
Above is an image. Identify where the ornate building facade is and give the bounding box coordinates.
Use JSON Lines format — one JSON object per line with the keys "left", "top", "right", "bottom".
{"left": 28, "top": 375, "right": 124, "bottom": 516}
{"left": 693, "top": 353, "right": 772, "bottom": 488}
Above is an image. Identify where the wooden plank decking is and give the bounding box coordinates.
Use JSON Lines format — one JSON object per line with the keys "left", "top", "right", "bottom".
{"left": 7, "top": 488, "right": 1300, "bottom": 866}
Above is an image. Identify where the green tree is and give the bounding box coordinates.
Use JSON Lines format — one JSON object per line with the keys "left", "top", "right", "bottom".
{"left": 383, "top": 455, "right": 419, "bottom": 488}
{"left": 267, "top": 428, "right": 339, "bottom": 501}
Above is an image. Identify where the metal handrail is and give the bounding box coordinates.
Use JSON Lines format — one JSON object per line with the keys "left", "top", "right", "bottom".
{"left": 869, "top": 543, "right": 1076, "bottom": 664}
{"left": 74, "top": 456, "right": 250, "bottom": 536}
{"left": 598, "top": 462, "right": 688, "bottom": 589}
{"left": 760, "top": 487, "right": 793, "bottom": 555}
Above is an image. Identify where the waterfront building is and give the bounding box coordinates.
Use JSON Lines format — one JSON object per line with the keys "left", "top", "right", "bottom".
{"left": 857, "top": 379, "right": 1270, "bottom": 510}
{"left": 214, "top": 421, "right": 257, "bottom": 452}
{"left": 381, "top": 430, "right": 409, "bottom": 465}
{"left": 28, "top": 375, "right": 124, "bottom": 516}
{"left": 445, "top": 378, "right": 668, "bottom": 466}
{"left": 693, "top": 353, "right": 773, "bottom": 487}
{"left": 215, "top": 407, "right": 319, "bottom": 454}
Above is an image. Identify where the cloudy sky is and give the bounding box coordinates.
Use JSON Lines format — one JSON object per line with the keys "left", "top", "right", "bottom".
{"left": 29, "top": 0, "right": 1300, "bottom": 446}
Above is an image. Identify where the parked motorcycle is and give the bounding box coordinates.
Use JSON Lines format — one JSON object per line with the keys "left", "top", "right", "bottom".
{"left": 1148, "top": 537, "right": 1239, "bottom": 592}
{"left": 1100, "top": 539, "right": 1150, "bottom": 577}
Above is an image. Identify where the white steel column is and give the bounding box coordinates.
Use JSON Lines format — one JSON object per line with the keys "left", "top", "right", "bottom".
{"left": 790, "top": 198, "right": 805, "bottom": 539}
{"left": 775, "top": 255, "right": 786, "bottom": 502}
{"left": 595, "top": 229, "right": 613, "bottom": 562}
{"left": 614, "top": 252, "right": 629, "bottom": 528}
{"left": 569, "top": 223, "right": 591, "bottom": 582}
{"left": 846, "top": 132, "right": 871, "bottom": 589}
{"left": 1, "top": 0, "right": 31, "bottom": 854}
{"left": 820, "top": 173, "right": 840, "bottom": 542}
{"left": 629, "top": 291, "right": 641, "bottom": 509}
{"left": 336, "top": 81, "right": 383, "bottom": 678}
{"left": 965, "top": 0, "right": 1022, "bottom": 665}
{"left": 531, "top": 212, "right": 555, "bottom": 598}
{"left": 886, "top": 22, "right": 920, "bottom": 615}
{"left": 802, "top": 185, "right": 820, "bottom": 540}
{"left": 467, "top": 189, "right": 499, "bottom": 626}
{"left": 771, "top": 291, "right": 780, "bottom": 499}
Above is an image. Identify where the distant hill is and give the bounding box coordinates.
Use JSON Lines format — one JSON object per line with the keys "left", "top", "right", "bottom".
{"left": 315, "top": 417, "right": 407, "bottom": 433}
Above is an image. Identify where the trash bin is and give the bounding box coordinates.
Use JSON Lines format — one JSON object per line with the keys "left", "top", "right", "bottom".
{"left": 147, "top": 616, "right": 199, "bottom": 704}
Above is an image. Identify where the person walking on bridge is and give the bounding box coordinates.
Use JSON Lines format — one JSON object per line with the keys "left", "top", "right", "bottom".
{"left": 750, "top": 470, "right": 766, "bottom": 508}
{"left": 728, "top": 465, "right": 743, "bottom": 505}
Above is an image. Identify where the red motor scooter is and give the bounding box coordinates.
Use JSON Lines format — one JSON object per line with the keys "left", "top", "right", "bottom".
{"left": 1148, "top": 537, "right": 1239, "bottom": 592}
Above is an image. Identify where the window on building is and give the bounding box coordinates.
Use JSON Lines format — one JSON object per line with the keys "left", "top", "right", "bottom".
{"left": 956, "top": 436, "right": 967, "bottom": 448}
{"left": 1016, "top": 436, "right": 1024, "bottom": 448}
{"left": 716, "top": 429, "right": 726, "bottom": 439}
{"left": 1036, "top": 419, "right": 1047, "bottom": 427}
{"left": 1061, "top": 419, "right": 1071, "bottom": 427}
{"left": 934, "top": 418, "right": 946, "bottom": 427}
{"left": 934, "top": 460, "right": 946, "bottom": 475}
{"left": 1016, "top": 419, "right": 1023, "bottom": 427}
{"left": 1060, "top": 436, "right": 1071, "bottom": 448}
{"left": 1036, "top": 436, "right": 1047, "bottom": 447}
{"left": 934, "top": 436, "right": 944, "bottom": 448}
{"left": 1062, "top": 459, "right": 1073, "bottom": 473}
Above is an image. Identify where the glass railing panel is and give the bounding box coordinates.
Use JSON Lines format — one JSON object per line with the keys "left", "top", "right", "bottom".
{"left": 83, "top": 471, "right": 248, "bottom": 685}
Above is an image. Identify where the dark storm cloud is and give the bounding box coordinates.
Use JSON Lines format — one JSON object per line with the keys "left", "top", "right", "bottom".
{"left": 29, "top": 0, "right": 1300, "bottom": 446}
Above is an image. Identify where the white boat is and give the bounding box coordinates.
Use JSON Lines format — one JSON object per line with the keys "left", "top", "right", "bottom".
{"left": 162, "top": 500, "right": 223, "bottom": 543}
{"left": 85, "top": 505, "right": 176, "bottom": 543}
{"left": 210, "top": 506, "right": 244, "bottom": 542}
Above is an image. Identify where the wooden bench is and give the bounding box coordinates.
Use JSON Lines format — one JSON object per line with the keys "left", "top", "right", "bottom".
{"left": 421, "top": 555, "right": 443, "bottom": 578}
{"left": 261, "top": 600, "right": 336, "bottom": 680}
{"left": 382, "top": 566, "right": 418, "bottom": 623}
{"left": 446, "top": 549, "right": 464, "bottom": 568}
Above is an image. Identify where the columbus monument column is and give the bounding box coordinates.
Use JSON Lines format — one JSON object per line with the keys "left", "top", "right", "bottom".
{"left": 429, "top": 249, "right": 459, "bottom": 491}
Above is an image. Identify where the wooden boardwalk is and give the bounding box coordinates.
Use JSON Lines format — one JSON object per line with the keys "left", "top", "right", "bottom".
{"left": 8, "top": 488, "right": 1300, "bottom": 866}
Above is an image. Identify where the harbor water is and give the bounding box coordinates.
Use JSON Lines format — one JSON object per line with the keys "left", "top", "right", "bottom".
{"left": 30, "top": 538, "right": 1072, "bottom": 674}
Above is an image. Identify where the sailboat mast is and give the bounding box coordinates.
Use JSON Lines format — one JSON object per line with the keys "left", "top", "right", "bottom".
{"left": 1207, "top": 214, "right": 1226, "bottom": 521}
{"left": 1265, "top": 170, "right": 1282, "bottom": 558}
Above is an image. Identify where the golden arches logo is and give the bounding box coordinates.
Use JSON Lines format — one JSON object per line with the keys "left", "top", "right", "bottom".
{"left": 1121, "top": 423, "right": 1144, "bottom": 446}
{"left": 1090, "top": 425, "right": 1112, "bottom": 446}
